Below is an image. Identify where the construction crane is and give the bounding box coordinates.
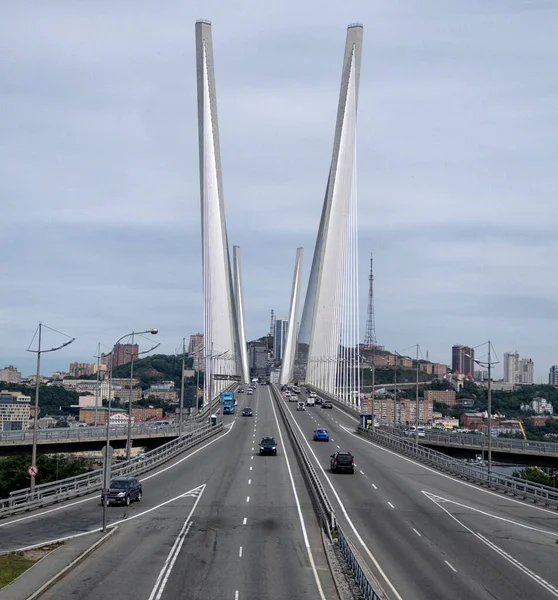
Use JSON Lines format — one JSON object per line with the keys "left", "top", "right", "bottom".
{"left": 517, "top": 418, "right": 528, "bottom": 441}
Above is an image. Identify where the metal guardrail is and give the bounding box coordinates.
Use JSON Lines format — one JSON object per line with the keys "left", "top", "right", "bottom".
{"left": 272, "top": 385, "right": 385, "bottom": 600}
{"left": 358, "top": 426, "right": 558, "bottom": 509}
{"left": 337, "top": 527, "right": 383, "bottom": 600}
{"left": 390, "top": 428, "right": 558, "bottom": 456}
{"left": 0, "top": 392, "right": 224, "bottom": 446}
{"left": 0, "top": 421, "right": 223, "bottom": 519}
{"left": 272, "top": 385, "right": 336, "bottom": 535}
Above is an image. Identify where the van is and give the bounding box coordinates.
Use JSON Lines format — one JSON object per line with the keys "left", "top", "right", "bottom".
{"left": 297, "top": 401, "right": 306, "bottom": 411}
{"left": 306, "top": 397, "right": 315, "bottom": 407}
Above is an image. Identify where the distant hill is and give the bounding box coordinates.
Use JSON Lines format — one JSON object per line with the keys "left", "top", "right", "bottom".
{"left": 111, "top": 353, "right": 194, "bottom": 389}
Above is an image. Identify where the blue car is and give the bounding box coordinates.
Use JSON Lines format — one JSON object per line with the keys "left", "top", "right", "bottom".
{"left": 313, "top": 428, "right": 329, "bottom": 442}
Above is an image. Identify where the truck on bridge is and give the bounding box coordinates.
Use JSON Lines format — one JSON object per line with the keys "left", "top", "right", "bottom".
{"left": 220, "top": 391, "right": 235, "bottom": 415}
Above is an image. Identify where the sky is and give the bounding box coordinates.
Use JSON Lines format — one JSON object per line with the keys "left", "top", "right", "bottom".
{"left": 1, "top": 0, "right": 557, "bottom": 380}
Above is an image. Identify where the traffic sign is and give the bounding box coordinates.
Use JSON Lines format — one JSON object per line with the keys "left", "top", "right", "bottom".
{"left": 28, "top": 465, "right": 38, "bottom": 477}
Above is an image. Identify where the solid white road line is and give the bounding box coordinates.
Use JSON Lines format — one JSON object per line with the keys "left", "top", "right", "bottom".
{"left": 147, "top": 486, "right": 205, "bottom": 600}
{"left": 1, "top": 423, "right": 236, "bottom": 530}
{"left": 426, "top": 494, "right": 558, "bottom": 597}
{"left": 282, "top": 397, "right": 403, "bottom": 600}
{"left": 444, "top": 560, "right": 457, "bottom": 573}
{"left": 269, "top": 389, "right": 327, "bottom": 600}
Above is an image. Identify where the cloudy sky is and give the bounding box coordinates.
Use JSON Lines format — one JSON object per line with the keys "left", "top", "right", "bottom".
{"left": 1, "top": 1, "right": 556, "bottom": 380}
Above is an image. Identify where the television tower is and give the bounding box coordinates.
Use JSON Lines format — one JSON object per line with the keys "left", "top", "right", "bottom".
{"left": 269, "top": 309, "right": 275, "bottom": 337}
{"left": 364, "top": 253, "right": 377, "bottom": 347}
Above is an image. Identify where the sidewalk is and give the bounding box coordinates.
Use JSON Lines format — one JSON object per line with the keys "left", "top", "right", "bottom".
{"left": 0, "top": 529, "right": 116, "bottom": 600}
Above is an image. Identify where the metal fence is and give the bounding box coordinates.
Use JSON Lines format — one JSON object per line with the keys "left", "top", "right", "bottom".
{"left": 337, "top": 527, "right": 384, "bottom": 600}
{"left": 0, "top": 421, "right": 223, "bottom": 519}
{"left": 358, "top": 426, "right": 558, "bottom": 509}
{"left": 272, "top": 385, "right": 386, "bottom": 600}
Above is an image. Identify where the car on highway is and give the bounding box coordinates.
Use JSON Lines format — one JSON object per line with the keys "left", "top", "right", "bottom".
{"left": 102, "top": 476, "right": 142, "bottom": 506}
{"left": 296, "top": 401, "right": 305, "bottom": 411}
{"left": 330, "top": 451, "right": 354, "bottom": 474}
{"left": 306, "top": 397, "right": 315, "bottom": 407}
{"left": 313, "top": 428, "right": 329, "bottom": 442}
{"left": 259, "top": 437, "right": 278, "bottom": 456}
{"left": 315, "top": 397, "right": 323, "bottom": 405}
{"left": 242, "top": 407, "right": 253, "bottom": 417}
{"left": 322, "top": 401, "right": 333, "bottom": 409}
{"left": 247, "top": 389, "right": 254, "bottom": 395}
{"left": 238, "top": 389, "right": 244, "bottom": 394}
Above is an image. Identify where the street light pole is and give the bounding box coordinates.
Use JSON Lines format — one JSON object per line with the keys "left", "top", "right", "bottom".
{"left": 487, "top": 341, "right": 493, "bottom": 473}
{"left": 415, "top": 343, "right": 420, "bottom": 445}
{"left": 27, "top": 323, "right": 75, "bottom": 494}
{"left": 179, "top": 337, "right": 185, "bottom": 436}
{"left": 126, "top": 330, "right": 159, "bottom": 460}
{"left": 394, "top": 351, "right": 398, "bottom": 427}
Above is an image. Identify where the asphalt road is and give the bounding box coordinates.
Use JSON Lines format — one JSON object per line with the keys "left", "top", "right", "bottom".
{"left": 11, "top": 386, "right": 337, "bottom": 600}
{"left": 282, "top": 390, "right": 558, "bottom": 600}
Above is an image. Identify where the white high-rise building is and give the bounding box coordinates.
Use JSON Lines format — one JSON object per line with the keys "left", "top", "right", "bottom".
{"left": 274, "top": 319, "right": 289, "bottom": 362}
{"left": 503, "top": 352, "right": 534, "bottom": 384}
{"left": 550, "top": 366, "right": 558, "bottom": 386}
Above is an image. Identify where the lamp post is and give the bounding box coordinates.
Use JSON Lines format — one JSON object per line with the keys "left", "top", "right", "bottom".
{"left": 102, "top": 328, "right": 157, "bottom": 531}
{"left": 125, "top": 330, "right": 159, "bottom": 460}
{"left": 415, "top": 344, "right": 420, "bottom": 445}
{"left": 466, "top": 342, "right": 498, "bottom": 474}
{"left": 179, "top": 338, "right": 185, "bottom": 436}
{"left": 26, "top": 323, "right": 75, "bottom": 494}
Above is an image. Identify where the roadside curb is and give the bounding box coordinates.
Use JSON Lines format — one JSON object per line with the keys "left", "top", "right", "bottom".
{"left": 25, "top": 526, "right": 118, "bottom": 600}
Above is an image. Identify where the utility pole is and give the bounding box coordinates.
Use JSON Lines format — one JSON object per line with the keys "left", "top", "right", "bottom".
{"left": 394, "top": 352, "right": 398, "bottom": 427}
{"left": 94, "top": 343, "right": 101, "bottom": 427}
{"left": 487, "top": 341, "right": 493, "bottom": 473}
{"left": 415, "top": 344, "right": 420, "bottom": 445}
{"left": 179, "top": 337, "right": 185, "bottom": 436}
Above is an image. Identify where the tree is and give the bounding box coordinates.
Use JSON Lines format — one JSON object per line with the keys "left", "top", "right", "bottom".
{"left": 0, "top": 454, "right": 95, "bottom": 498}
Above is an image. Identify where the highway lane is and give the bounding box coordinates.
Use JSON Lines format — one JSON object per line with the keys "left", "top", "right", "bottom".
{"left": 281, "top": 391, "right": 558, "bottom": 600}
{"left": 30, "top": 386, "right": 337, "bottom": 600}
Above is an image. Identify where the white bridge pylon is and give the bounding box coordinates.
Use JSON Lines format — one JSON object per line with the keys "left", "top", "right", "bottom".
{"left": 196, "top": 20, "right": 245, "bottom": 402}
{"left": 297, "top": 24, "right": 363, "bottom": 407}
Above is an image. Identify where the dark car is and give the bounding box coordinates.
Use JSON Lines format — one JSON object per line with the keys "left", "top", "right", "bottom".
{"left": 322, "top": 401, "right": 333, "bottom": 409}
{"left": 102, "top": 477, "right": 142, "bottom": 506}
{"left": 315, "top": 397, "right": 323, "bottom": 405}
{"left": 259, "top": 437, "right": 278, "bottom": 456}
{"left": 330, "top": 451, "right": 355, "bottom": 474}
{"left": 242, "top": 407, "right": 253, "bottom": 417}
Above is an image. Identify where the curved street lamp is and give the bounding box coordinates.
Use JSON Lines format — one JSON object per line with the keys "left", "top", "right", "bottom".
{"left": 26, "top": 323, "right": 75, "bottom": 493}
{"left": 102, "top": 328, "right": 157, "bottom": 532}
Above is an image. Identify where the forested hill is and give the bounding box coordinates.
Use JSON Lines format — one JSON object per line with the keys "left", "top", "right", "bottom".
{"left": 111, "top": 353, "right": 194, "bottom": 389}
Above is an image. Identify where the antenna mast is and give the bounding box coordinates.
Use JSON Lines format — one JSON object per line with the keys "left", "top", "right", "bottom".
{"left": 269, "top": 309, "right": 275, "bottom": 337}
{"left": 364, "top": 253, "right": 377, "bottom": 347}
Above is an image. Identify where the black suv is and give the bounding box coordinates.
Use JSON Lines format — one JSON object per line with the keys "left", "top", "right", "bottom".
{"left": 102, "top": 477, "right": 142, "bottom": 506}
{"left": 259, "top": 437, "right": 278, "bottom": 456}
{"left": 330, "top": 451, "right": 355, "bottom": 474}
{"left": 242, "top": 407, "right": 253, "bottom": 417}
{"left": 322, "top": 401, "right": 333, "bottom": 409}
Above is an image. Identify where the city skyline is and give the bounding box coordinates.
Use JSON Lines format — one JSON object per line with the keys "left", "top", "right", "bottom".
{"left": 1, "top": 2, "right": 557, "bottom": 381}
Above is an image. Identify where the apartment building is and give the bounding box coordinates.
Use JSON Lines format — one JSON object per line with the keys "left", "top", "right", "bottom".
{"left": 0, "top": 391, "right": 31, "bottom": 431}
{"left": 0, "top": 365, "right": 22, "bottom": 384}
{"left": 424, "top": 390, "right": 457, "bottom": 406}
{"left": 189, "top": 334, "right": 204, "bottom": 371}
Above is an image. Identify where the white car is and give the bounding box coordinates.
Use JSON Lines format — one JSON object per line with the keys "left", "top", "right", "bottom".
{"left": 297, "top": 402, "right": 306, "bottom": 411}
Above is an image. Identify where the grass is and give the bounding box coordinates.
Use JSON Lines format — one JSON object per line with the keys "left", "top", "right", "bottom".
{"left": 0, "top": 543, "right": 63, "bottom": 590}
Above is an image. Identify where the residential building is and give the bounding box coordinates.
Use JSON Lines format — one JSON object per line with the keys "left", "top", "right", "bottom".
{"left": 403, "top": 399, "right": 433, "bottom": 425}
{"left": 0, "top": 365, "right": 22, "bottom": 384}
{"left": 114, "top": 387, "right": 142, "bottom": 404}
{"left": 69, "top": 362, "right": 96, "bottom": 377}
{"left": 248, "top": 341, "right": 268, "bottom": 378}
{"left": 424, "top": 390, "right": 456, "bottom": 406}
{"left": 273, "top": 319, "right": 289, "bottom": 362}
{"left": 504, "top": 352, "right": 534, "bottom": 384}
{"left": 474, "top": 370, "right": 488, "bottom": 382}
{"left": 189, "top": 333, "right": 204, "bottom": 371}
{"left": 451, "top": 345, "right": 475, "bottom": 376}
{"left": 61, "top": 379, "right": 113, "bottom": 400}
{"left": 78, "top": 406, "right": 163, "bottom": 425}
{"left": 146, "top": 381, "right": 178, "bottom": 403}
{"left": 0, "top": 392, "right": 31, "bottom": 431}
{"left": 110, "top": 344, "right": 139, "bottom": 369}
{"left": 78, "top": 395, "right": 101, "bottom": 407}
{"left": 550, "top": 366, "right": 558, "bottom": 386}
{"left": 522, "top": 398, "right": 553, "bottom": 415}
